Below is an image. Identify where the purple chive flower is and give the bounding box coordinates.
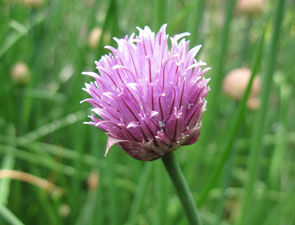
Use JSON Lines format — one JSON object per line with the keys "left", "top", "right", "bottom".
{"left": 82, "top": 24, "right": 210, "bottom": 161}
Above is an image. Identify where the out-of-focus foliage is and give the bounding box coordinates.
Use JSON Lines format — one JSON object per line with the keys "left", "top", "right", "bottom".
{"left": 0, "top": 0, "right": 294, "bottom": 225}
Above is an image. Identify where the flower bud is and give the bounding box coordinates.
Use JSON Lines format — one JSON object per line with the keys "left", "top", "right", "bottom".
{"left": 84, "top": 0, "right": 95, "bottom": 8}
{"left": 82, "top": 25, "right": 210, "bottom": 161}
{"left": 87, "top": 170, "right": 99, "bottom": 191}
{"left": 88, "top": 27, "right": 102, "bottom": 49}
{"left": 247, "top": 97, "right": 260, "bottom": 111}
{"left": 23, "top": 0, "right": 44, "bottom": 8}
{"left": 11, "top": 62, "right": 31, "bottom": 84}
{"left": 59, "top": 204, "right": 71, "bottom": 218}
{"left": 222, "top": 67, "right": 260, "bottom": 101}
{"left": 88, "top": 27, "right": 111, "bottom": 49}
{"left": 236, "top": 0, "right": 265, "bottom": 16}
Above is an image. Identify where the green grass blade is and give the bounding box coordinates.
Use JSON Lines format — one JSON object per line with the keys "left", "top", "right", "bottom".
{"left": 97, "top": 0, "right": 119, "bottom": 58}
{"left": 198, "top": 0, "right": 237, "bottom": 145}
{"left": 214, "top": 152, "right": 234, "bottom": 225}
{"left": 186, "top": 0, "right": 237, "bottom": 182}
{"left": 0, "top": 203, "right": 25, "bottom": 225}
{"left": 155, "top": 0, "right": 167, "bottom": 29}
{"left": 188, "top": 0, "right": 205, "bottom": 45}
{"left": 197, "top": 25, "right": 265, "bottom": 207}
{"left": 237, "top": 0, "right": 287, "bottom": 224}
{"left": 0, "top": 12, "right": 45, "bottom": 58}
{"left": 155, "top": 160, "right": 169, "bottom": 225}
{"left": 18, "top": 110, "right": 86, "bottom": 145}
{"left": 75, "top": 191, "right": 97, "bottom": 225}
{"left": 0, "top": 136, "right": 99, "bottom": 167}
{"left": 268, "top": 78, "right": 292, "bottom": 188}
{"left": 125, "top": 163, "right": 153, "bottom": 225}
{"left": 0, "top": 144, "right": 88, "bottom": 177}
{"left": 0, "top": 154, "right": 15, "bottom": 204}
{"left": 108, "top": 155, "right": 119, "bottom": 225}
{"left": 0, "top": 126, "right": 16, "bottom": 205}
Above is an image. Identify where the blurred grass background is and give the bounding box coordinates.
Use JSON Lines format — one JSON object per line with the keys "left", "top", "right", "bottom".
{"left": 0, "top": 0, "right": 294, "bottom": 225}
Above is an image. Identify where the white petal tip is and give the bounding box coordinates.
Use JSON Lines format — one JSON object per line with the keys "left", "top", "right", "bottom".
{"left": 105, "top": 136, "right": 125, "bottom": 157}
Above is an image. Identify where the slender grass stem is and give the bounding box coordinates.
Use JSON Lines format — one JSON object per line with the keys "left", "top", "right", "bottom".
{"left": 75, "top": 191, "right": 97, "bottom": 225}
{"left": 268, "top": 79, "right": 292, "bottom": 188}
{"left": 214, "top": 151, "right": 234, "bottom": 225}
{"left": 0, "top": 154, "right": 15, "bottom": 204}
{"left": 240, "top": 16, "right": 253, "bottom": 65}
{"left": 238, "top": 0, "right": 287, "bottom": 224}
{"left": 18, "top": 110, "right": 86, "bottom": 146}
{"left": 97, "top": 0, "right": 118, "bottom": 58}
{"left": 125, "top": 163, "right": 153, "bottom": 225}
{"left": 186, "top": 0, "right": 237, "bottom": 182}
{"left": 197, "top": 26, "right": 265, "bottom": 207}
{"left": 108, "top": 155, "right": 119, "bottom": 225}
{"left": 0, "top": 13, "right": 45, "bottom": 59}
{"left": 199, "top": 0, "right": 237, "bottom": 145}
{"left": 155, "top": 0, "right": 167, "bottom": 29}
{"left": 156, "top": 161, "right": 168, "bottom": 225}
{"left": 0, "top": 126, "right": 16, "bottom": 205}
{"left": 0, "top": 144, "right": 87, "bottom": 177}
{"left": 0, "top": 203, "right": 25, "bottom": 225}
{"left": 188, "top": 0, "right": 205, "bottom": 45}
{"left": 162, "top": 152, "right": 203, "bottom": 225}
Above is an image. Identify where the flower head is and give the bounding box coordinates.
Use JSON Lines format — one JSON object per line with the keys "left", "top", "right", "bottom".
{"left": 82, "top": 25, "right": 210, "bottom": 161}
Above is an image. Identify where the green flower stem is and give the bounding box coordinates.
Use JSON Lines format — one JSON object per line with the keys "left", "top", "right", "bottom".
{"left": 162, "top": 152, "right": 203, "bottom": 225}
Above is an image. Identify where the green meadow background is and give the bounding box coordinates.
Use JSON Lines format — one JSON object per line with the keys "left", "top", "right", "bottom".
{"left": 0, "top": 0, "right": 294, "bottom": 224}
